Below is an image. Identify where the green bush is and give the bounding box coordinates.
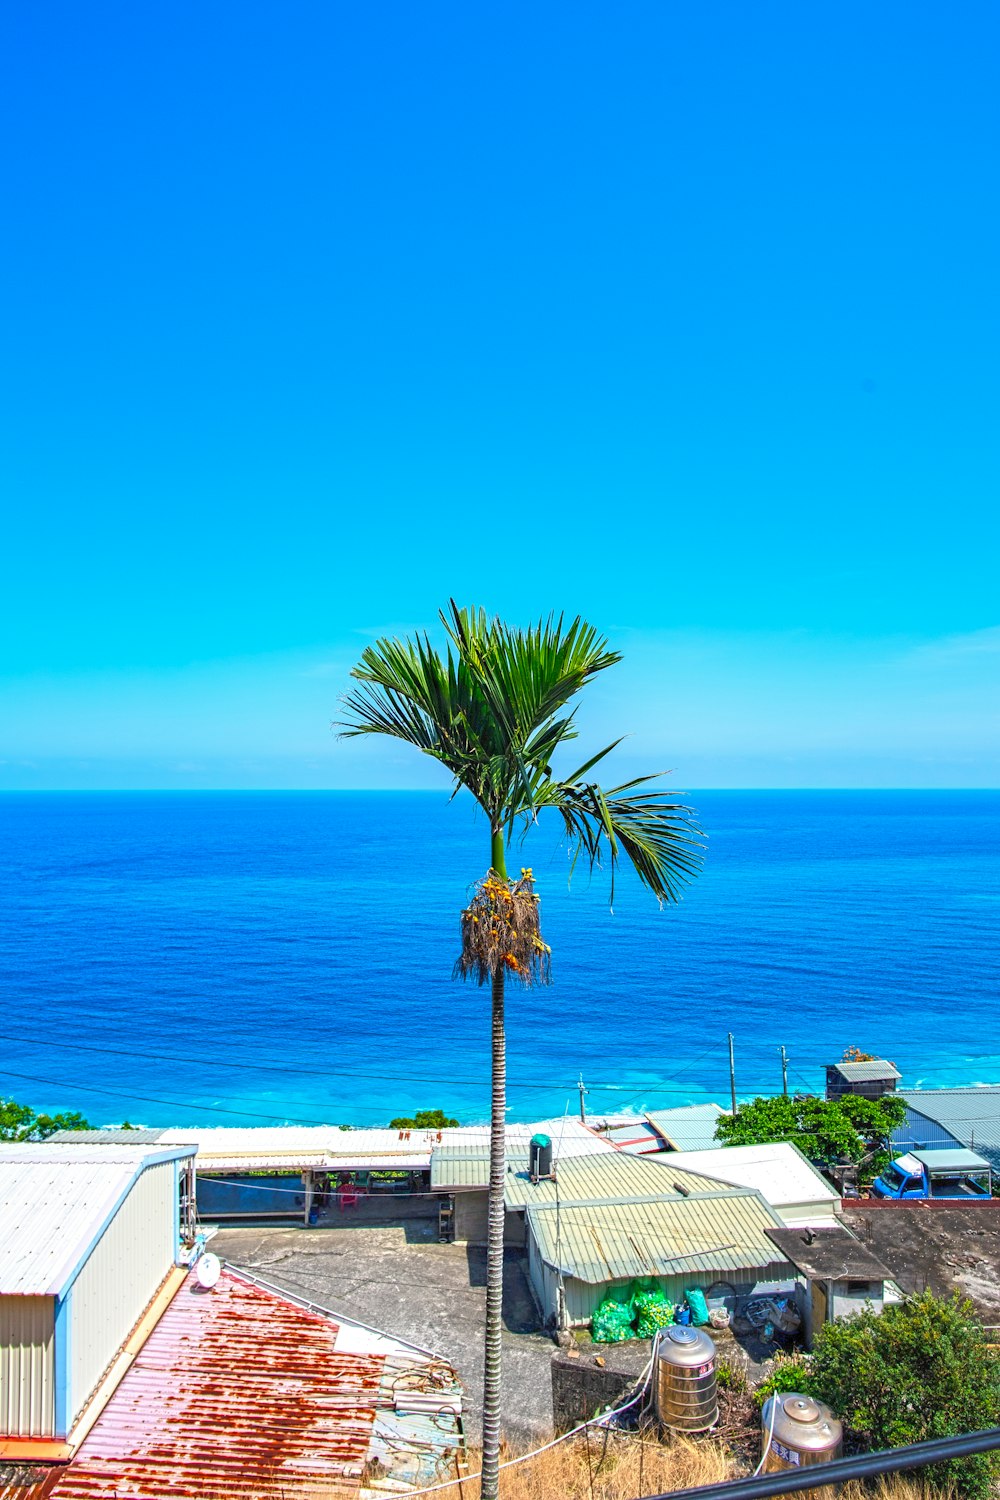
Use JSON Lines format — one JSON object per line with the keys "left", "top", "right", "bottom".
{"left": 389, "top": 1109, "right": 460, "bottom": 1129}
{"left": 806, "top": 1293, "right": 1000, "bottom": 1499}
{"left": 1, "top": 1096, "right": 91, "bottom": 1141}
{"left": 753, "top": 1353, "right": 812, "bottom": 1408}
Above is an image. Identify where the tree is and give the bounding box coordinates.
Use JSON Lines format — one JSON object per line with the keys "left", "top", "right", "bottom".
{"left": 389, "top": 1109, "right": 460, "bottom": 1129}
{"left": 0, "top": 1096, "right": 91, "bottom": 1141}
{"left": 809, "top": 1293, "right": 1000, "bottom": 1498}
{"left": 340, "top": 603, "right": 702, "bottom": 1499}
{"left": 715, "top": 1092, "right": 906, "bottom": 1167}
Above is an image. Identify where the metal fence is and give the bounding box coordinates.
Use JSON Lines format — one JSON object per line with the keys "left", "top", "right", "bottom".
{"left": 638, "top": 1427, "right": 1000, "bottom": 1500}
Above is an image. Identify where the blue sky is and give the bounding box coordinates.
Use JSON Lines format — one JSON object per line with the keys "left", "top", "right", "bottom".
{"left": 2, "top": 3, "right": 997, "bottom": 788}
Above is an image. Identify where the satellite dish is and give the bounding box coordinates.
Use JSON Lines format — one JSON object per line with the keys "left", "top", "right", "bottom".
{"left": 196, "top": 1252, "right": 221, "bottom": 1289}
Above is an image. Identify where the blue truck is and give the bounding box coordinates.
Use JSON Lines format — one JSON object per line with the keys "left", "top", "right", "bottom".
{"left": 872, "top": 1147, "right": 993, "bottom": 1200}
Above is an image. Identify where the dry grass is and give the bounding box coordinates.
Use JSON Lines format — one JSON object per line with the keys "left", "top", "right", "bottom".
{"left": 435, "top": 1429, "right": 736, "bottom": 1500}
{"left": 428, "top": 1434, "right": 962, "bottom": 1500}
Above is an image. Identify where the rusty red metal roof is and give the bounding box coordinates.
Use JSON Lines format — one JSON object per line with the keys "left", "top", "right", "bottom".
{"left": 14, "top": 1271, "right": 393, "bottom": 1499}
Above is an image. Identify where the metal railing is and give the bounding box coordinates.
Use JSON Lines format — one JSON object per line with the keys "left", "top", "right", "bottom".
{"left": 638, "top": 1428, "right": 1000, "bottom": 1500}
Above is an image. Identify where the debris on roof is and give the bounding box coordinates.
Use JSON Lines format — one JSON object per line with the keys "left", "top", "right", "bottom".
{"left": 528, "top": 1188, "right": 787, "bottom": 1284}
{"left": 1, "top": 1267, "right": 463, "bottom": 1499}
{"left": 765, "top": 1225, "right": 893, "bottom": 1282}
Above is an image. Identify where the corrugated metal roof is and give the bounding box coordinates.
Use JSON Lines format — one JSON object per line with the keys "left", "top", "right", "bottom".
{"left": 144, "top": 1119, "right": 614, "bottom": 1173}
{"left": 504, "top": 1154, "right": 725, "bottom": 1208}
{"left": 650, "top": 1143, "right": 839, "bottom": 1210}
{"left": 0, "top": 1146, "right": 194, "bottom": 1297}
{"left": 592, "top": 1121, "right": 665, "bottom": 1154}
{"left": 46, "top": 1130, "right": 168, "bottom": 1145}
{"left": 900, "top": 1088, "right": 1000, "bottom": 1152}
{"left": 22, "top": 1268, "right": 462, "bottom": 1499}
{"left": 831, "top": 1060, "right": 901, "bottom": 1081}
{"left": 431, "top": 1146, "right": 726, "bottom": 1203}
{"left": 527, "top": 1188, "right": 789, "bottom": 1283}
{"left": 644, "top": 1105, "right": 726, "bottom": 1152}
{"left": 909, "top": 1147, "right": 992, "bottom": 1172}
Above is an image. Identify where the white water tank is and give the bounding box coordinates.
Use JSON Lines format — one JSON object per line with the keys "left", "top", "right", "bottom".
{"left": 655, "top": 1326, "right": 718, "bottom": 1433}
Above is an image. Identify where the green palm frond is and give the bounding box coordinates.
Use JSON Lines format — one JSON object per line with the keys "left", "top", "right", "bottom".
{"left": 338, "top": 602, "right": 704, "bottom": 903}
{"left": 540, "top": 775, "right": 705, "bottom": 904}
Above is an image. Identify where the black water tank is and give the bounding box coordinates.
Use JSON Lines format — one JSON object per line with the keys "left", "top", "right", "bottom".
{"left": 530, "top": 1133, "right": 553, "bottom": 1179}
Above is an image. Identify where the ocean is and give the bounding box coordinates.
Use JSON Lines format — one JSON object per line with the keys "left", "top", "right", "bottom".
{"left": 0, "top": 791, "right": 997, "bottom": 1128}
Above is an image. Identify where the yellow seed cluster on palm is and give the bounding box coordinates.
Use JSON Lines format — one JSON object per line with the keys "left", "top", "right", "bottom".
{"left": 454, "top": 867, "right": 552, "bottom": 988}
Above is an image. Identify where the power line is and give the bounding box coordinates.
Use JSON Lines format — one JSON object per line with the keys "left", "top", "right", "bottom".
{"left": 0, "top": 1028, "right": 737, "bottom": 1095}
{"left": 0, "top": 1066, "right": 333, "bottom": 1125}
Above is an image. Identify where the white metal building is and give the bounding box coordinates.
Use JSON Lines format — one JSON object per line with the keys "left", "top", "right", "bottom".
{"left": 0, "top": 1143, "right": 195, "bottom": 1451}
{"left": 650, "top": 1143, "right": 841, "bottom": 1227}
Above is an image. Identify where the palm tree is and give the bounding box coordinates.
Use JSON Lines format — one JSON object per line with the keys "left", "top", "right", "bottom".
{"left": 340, "top": 603, "right": 702, "bottom": 1500}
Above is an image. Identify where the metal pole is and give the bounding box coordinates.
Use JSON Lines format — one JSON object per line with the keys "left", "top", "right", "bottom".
{"left": 780, "top": 1046, "right": 789, "bottom": 1097}
{"left": 728, "top": 1033, "right": 737, "bottom": 1115}
{"left": 578, "top": 1074, "right": 588, "bottom": 1124}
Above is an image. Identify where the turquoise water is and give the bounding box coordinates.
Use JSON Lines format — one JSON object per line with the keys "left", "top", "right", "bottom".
{"left": 0, "top": 791, "right": 997, "bottom": 1127}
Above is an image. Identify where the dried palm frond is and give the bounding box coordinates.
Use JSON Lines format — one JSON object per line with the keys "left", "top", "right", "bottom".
{"left": 454, "top": 868, "right": 552, "bottom": 988}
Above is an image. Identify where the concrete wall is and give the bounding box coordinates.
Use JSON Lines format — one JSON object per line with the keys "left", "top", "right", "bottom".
{"left": 552, "top": 1349, "right": 647, "bottom": 1433}
{"left": 453, "top": 1190, "right": 489, "bottom": 1244}
{"left": 64, "top": 1160, "right": 177, "bottom": 1433}
{"left": 826, "top": 1278, "right": 884, "bottom": 1321}
{"left": 451, "top": 1193, "right": 528, "bottom": 1247}
{"left": 196, "top": 1172, "right": 306, "bottom": 1219}
{"left": 777, "top": 1201, "right": 840, "bottom": 1228}
{"left": 0, "top": 1295, "right": 55, "bottom": 1438}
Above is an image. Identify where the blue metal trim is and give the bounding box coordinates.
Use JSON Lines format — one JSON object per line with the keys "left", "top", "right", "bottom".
{"left": 53, "top": 1290, "right": 72, "bottom": 1438}
{"left": 53, "top": 1148, "right": 197, "bottom": 1298}
{"left": 173, "top": 1159, "right": 182, "bottom": 1263}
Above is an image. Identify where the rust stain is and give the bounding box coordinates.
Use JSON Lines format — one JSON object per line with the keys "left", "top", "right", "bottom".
{"left": 18, "top": 1273, "right": 387, "bottom": 1499}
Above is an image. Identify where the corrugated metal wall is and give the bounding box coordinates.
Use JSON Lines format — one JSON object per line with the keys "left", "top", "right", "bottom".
{"left": 893, "top": 1107, "right": 962, "bottom": 1153}
{"left": 558, "top": 1266, "right": 796, "bottom": 1327}
{"left": 0, "top": 1295, "right": 55, "bottom": 1437}
{"left": 67, "top": 1160, "right": 175, "bottom": 1429}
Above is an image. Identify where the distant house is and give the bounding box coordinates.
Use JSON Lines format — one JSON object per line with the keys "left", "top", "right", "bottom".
{"left": 825, "top": 1059, "right": 900, "bottom": 1101}
{"left": 892, "top": 1087, "right": 1000, "bottom": 1174}
{"left": 590, "top": 1104, "right": 726, "bottom": 1156}
{"left": 0, "top": 1142, "right": 195, "bottom": 1455}
{"left": 526, "top": 1187, "right": 797, "bottom": 1328}
{"left": 646, "top": 1143, "right": 842, "bottom": 1228}
{"left": 643, "top": 1104, "right": 727, "bottom": 1152}
{"left": 765, "top": 1224, "right": 895, "bottom": 1348}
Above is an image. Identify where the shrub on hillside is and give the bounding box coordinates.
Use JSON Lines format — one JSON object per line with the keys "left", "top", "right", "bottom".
{"left": 783, "top": 1293, "right": 1000, "bottom": 1499}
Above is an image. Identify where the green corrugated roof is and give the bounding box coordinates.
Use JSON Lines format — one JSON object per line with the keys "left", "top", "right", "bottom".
{"left": 527, "top": 1188, "right": 788, "bottom": 1284}
{"left": 430, "top": 1144, "right": 725, "bottom": 1204}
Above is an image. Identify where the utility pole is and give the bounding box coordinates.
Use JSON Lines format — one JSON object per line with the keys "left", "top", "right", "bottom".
{"left": 728, "top": 1032, "right": 737, "bottom": 1115}
{"left": 780, "top": 1045, "right": 789, "bottom": 1097}
{"left": 577, "top": 1073, "right": 588, "bottom": 1124}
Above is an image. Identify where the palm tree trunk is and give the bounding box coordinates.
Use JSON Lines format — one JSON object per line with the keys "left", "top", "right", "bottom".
{"left": 480, "top": 830, "right": 508, "bottom": 1500}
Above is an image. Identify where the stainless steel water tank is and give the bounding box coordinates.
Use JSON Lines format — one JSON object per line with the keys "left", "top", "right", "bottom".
{"left": 655, "top": 1326, "right": 718, "bottom": 1433}
{"left": 761, "top": 1393, "right": 843, "bottom": 1472}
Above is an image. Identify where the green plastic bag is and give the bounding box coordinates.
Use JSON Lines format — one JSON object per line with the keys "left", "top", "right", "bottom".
{"left": 687, "top": 1287, "right": 710, "bottom": 1326}
{"left": 634, "top": 1290, "right": 674, "bottom": 1338}
{"left": 592, "top": 1296, "right": 636, "bottom": 1343}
